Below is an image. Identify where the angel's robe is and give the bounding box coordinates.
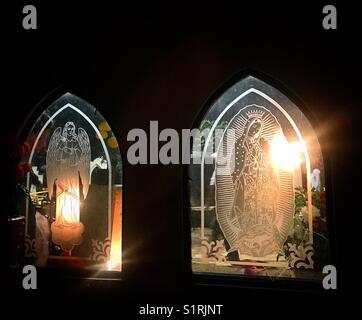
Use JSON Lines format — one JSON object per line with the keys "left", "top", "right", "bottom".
{"left": 46, "top": 125, "right": 90, "bottom": 251}
{"left": 54, "top": 135, "right": 82, "bottom": 225}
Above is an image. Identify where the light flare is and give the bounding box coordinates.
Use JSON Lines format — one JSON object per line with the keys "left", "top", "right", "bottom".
{"left": 270, "top": 132, "right": 304, "bottom": 171}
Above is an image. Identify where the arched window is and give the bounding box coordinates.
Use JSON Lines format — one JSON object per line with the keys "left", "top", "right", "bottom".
{"left": 189, "top": 74, "right": 331, "bottom": 280}
{"left": 21, "top": 93, "right": 122, "bottom": 271}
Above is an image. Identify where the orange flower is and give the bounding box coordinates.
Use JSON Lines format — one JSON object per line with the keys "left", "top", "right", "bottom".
{"left": 98, "top": 121, "right": 111, "bottom": 132}
{"left": 107, "top": 136, "right": 119, "bottom": 149}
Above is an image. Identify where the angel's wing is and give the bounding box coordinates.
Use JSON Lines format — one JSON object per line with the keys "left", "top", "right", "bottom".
{"left": 46, "top": 127, "right": 62, "bottom": 199}
{"left": 77, "top": 127, "right": 91, "bottom": 199}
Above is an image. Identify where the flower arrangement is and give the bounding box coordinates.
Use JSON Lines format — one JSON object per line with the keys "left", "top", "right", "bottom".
{"left": 1, "top": 135, "right": 32, "bottom": 266}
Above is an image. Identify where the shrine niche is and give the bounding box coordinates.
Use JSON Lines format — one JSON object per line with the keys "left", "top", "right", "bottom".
{"left": 21, "top": 93, "right": 123, "bottom": 271}
{"left": 189, "top": 75, "right": 330, "bottom": 280}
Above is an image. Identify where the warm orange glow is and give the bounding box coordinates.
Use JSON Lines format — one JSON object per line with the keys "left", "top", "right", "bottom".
{"left": 55, "top": 180, "right": 81, "bottom": 225}
{"left": 270, "top": 132, "right": 304, "bottom": 171}
{"left": 51, "top": 184, "right": 84, "bottom": 251}
{"left": 58, "top": 192, "right": 80, "bottom": 224}
{"left": 108, "top": 188, "right": 122, "bottom": 271}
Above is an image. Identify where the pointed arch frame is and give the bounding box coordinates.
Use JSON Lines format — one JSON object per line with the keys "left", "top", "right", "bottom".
{"left": 185, "top": 69, "right": 335, "bottom": 278}
{"left": 25, "top": 102, "right": 113, "bottom": 237}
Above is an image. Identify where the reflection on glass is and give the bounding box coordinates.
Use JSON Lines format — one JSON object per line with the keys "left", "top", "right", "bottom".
{"left": 22, "top": 93, "right": 122, "bottom": 271}
{"left": 190, "top": 76, "right": 330, "bottom": 279}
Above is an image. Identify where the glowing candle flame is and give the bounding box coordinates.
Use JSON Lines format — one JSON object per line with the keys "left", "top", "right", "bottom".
{"left": 58, "top": 189, "right": 80, "bottom": 225}
{"left": 51, "top": 184, "right": 84, "bottom": 252}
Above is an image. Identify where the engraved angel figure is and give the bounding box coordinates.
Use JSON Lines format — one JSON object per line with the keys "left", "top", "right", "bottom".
{"left": 46, "top": 121, "right": 91, "bottom": 251}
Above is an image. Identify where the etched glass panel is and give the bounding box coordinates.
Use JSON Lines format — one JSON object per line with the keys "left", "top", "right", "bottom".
{"left": 190, "top": 76, "right": 330, "bottom": 280}
{"left": 22, "top": 93, "right": 122, "bottom": 271}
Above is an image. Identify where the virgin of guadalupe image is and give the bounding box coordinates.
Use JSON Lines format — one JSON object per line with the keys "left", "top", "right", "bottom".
{"left": 46, "top": 121, "right": 91, "bottom": 252}
{"left": 216, "top": 105, "right": 294, "bottom": 261}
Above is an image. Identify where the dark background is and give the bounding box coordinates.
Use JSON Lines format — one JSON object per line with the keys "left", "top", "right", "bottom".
{"left": 1, "top": 1, "right": 360, "bottom": 315}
